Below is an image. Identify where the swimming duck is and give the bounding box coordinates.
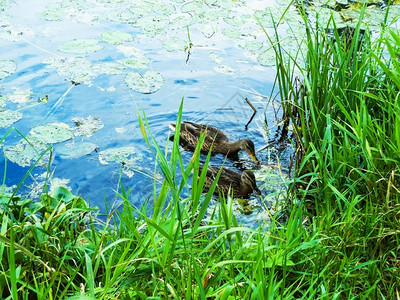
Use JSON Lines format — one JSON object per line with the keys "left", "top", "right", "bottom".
{"left": 199, "top": 166, "right": 261, "bottom": 199}
{"left": 169, "top": 121, "right": 259, "bottom": 164}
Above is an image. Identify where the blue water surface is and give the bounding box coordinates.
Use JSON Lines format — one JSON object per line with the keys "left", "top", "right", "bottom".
{"left": 0, "top": 0, "right": 287, "bottom": 217}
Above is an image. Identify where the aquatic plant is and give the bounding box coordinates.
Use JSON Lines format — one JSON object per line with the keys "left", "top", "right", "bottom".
{"left": 262, "top": 3, "right": 400, "bottom": 298}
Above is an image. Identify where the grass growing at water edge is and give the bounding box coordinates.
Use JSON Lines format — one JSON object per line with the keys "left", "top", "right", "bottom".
{"left": 263, "top": 3, "right": 400, "bottom": 298}
{"left": 0, "top": 102, "right": 299, "bottom": 299}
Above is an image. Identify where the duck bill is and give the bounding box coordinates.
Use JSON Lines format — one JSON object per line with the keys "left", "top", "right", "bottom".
{"left": 250, "top": 154, "right": 259, "bottom": 165}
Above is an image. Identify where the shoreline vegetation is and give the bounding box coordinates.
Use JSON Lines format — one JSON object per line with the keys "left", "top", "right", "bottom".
{"left": 1, "top": 4, "right": 400, "bottom": 300}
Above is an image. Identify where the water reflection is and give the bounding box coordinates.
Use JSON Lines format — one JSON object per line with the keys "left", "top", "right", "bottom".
{"left": 0, "top": 0, "right": 295, "bottom": 226}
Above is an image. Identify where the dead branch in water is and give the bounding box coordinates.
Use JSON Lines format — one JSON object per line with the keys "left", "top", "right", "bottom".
{"left": 244, "top": 97, "right": 257, "bottom": 130}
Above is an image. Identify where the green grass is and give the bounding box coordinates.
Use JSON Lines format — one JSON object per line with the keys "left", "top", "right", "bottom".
{"left": 1, "top": 5, "right": 400, "bottom": 300}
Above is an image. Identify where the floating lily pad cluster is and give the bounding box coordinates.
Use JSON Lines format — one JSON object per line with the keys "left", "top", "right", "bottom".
{"left": 3, "top": 117, "right": 105, "bottom": 167}
{"left": 4, "top": 123, "right": 74, "bottom": 167}
{"left": 34, "top": 0, "right": 397, "bottom": 93}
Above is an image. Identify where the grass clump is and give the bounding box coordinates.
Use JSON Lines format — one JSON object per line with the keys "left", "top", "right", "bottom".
{"left": 266, "top": 4, "right": 400, "bottom": 298}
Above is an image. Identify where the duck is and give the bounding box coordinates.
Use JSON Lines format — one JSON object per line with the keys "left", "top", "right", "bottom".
{"left": 169, "top": 121, "right": 259, "bottom": 164}
{"left": 199, "top": 166, "right": 261, "bottom": 199}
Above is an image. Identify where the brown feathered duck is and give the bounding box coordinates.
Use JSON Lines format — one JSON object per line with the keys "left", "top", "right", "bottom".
{"left": 199, "top": 165, "right": 261, "bottom": 199}
{"left": 169, "top": 121, "right": 259, "bottom": 164}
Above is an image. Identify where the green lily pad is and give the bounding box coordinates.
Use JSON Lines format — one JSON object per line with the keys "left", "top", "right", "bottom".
{"left": 0, "top": 109, "right": 22, "bottom": 129}
{"left": 162, "top": 37, "right": 188, "bottom": 52}
{"left": 98, "top": 146, "right": 142, "bottom": 178}
{"left": 239, "top": 41, "right": 264, "bottom": 51}
{"left": 223, "top": 16, "right": 246, "bottom": 26}
{"left": 134, "top": 15, "right": 169, "bottom": 37}
{"left": 0, "top": 60, "right": 16, "bottom": 80}
{"left": 0, "top": 0, "right": 12, "bottom": 11}
{"left": 3, "top": 139, "right": 50, "bottom": 167}
{"left": 169, "top": 13, "right": 195, "bottom": 29}
{"left": 212, "top": 0, "right": 241, "bottom": 9}
{"left": 98, "top": 146, "right": 135, "bottom": 165}
{"left": 129, "top": 3, "right": 153, "bottom": 16}
{"left": 92, "top": 62, "right": 126, "bottom": 75}
{"left": 58, "top": 39, "right": 104, "bottom": 54}
{"left": 257, "top": 50, "right": 276, "bottom": 67}
{"left": 0, "top": 96, "right": 7, "bottom": 107}
{"left": 72, "top": 116, "right": 104, "bottom": 137}
{"left": 37, "top": 3, "right": 65, "bottom": 21}
{"left": 125, "top": 70, "right": 164, "bottom": 94}
{"left": 106, "top": 10, "right": 136, "bottom": 24}
{"left": 56, "top": 142, "right": 98, "bottom": 159}
{"left": 153, "top": 2, "right": 176, "bottom": 15}
{"left": 101, "top": 30, "right": 134, "bottom": 45}
{"left": 43, "top": 56, "right": 92, "bottom": 83}
{"left": 199, "top": 8, "right": 227, "bottom": 23}
{"left": 60, "top": 0, "right": 94, "bottom": 10}
{"left": 120, "top": 57, "right": 151, "bottom": 69}
{"left": 30, "top": 123, "right": 74, "bottom": 144}
{"left": 181, "top": 1, "right": 210, "bottom": 14}
{"left": 223, "top": 28, "right": 242, "bottom": 39}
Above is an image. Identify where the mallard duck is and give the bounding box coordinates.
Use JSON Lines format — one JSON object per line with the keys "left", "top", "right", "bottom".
{"left": 199, "top": 166, "right": 261, "bottom": 199}
{"left": 169, "top": 121, "right": 259, "bottom": 164}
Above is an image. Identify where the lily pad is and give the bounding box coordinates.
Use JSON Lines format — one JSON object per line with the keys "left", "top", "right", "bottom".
{"left": 0, "top": 96, "right": 7, "bottom": 107}
{"left": 43, "top": 56, "right": 93, "bottom": 83}
{"left": 153, "top": 2, "right": 176, "bottom": 15}
{"left": 98, "top": 146, "right": 142, "bottom": 178}
{"left": 98, "top": 146, "right": 135, "bottom": 165}
{"left": 106, "top": 10, "right": 136, "bottom": 24}
{"left": 101, "top": 30, "right": 134, "bottom": 45}
{"left": 223, "top": 28, "right": 242, "bottom": 39}
{"left": 30, "top": 123, "right": 74, "bottom": 144}
{"left": 37, "top": 3, "right": 65, "bottom": 21}
{"left": 125, "top": 70, "right": 164, "bottom": 94}
{"left": 134, "top": 15, "right": 169, "bottom": 37}
{"left": 58, "top": 39, "right": 104, "bottom": 54}
{"left": 0, "top": 0, "right": 12, "bottom": 11}
{"left": 0, "top": 60, "right": 16, "bottom": 80}
{"left": 162, "top": 37, "right": 187, "bottom": 52}
{"left": 169, "top": 13, "right": 195, "bottom": 29}
{"left": 257, "top": 50, "right": 276, "bottom": 67}
{"left": 181, "top": 1, "right": 210, "bottom": 14}
{"left": 72, "top": 116, "right": 104, "bottom": 137}
{"left": 223, "top": 16, "right": 246, "bottom": 26}
{"left": 0, "top": 109, "right": 22, "bottom": 129}
{"left": 129, "top": 3, "right": 153, "bottom": 16}
{"left": 56, "top": 142, "right": 98, "bottom": 159}
{"left": 120, "top": 57, "right": 151, "bottom": 69}
{"left": 3, "top": 139, "right": 50, "bottom": 167}
{"left": 92, "top": 62, "right": 126, "bottom": 75}
{"left": 239, "top": 41, "right": 264, "bottom": 51}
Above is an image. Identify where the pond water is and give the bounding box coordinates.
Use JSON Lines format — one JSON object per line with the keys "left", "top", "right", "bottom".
{"left": 1, "top": 0, "right": 398, "bottom": 226}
